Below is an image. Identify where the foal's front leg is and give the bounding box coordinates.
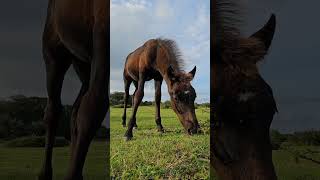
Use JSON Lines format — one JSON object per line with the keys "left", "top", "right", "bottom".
{"left": 155, "top": 79, "right": 164, "bottom": 133}
{"left": 124, "top": 77, "right": 145, "bottom": 140}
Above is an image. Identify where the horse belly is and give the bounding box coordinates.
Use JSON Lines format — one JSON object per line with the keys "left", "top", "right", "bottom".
{"left": 54, "top": 1, "right": 94, "bottom": 62}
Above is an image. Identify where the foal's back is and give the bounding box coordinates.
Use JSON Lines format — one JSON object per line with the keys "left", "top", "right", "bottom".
{"left": 124, "top": 39, "right": 160, "bottom": 81}
{"left": 45, "top": 0, "right": 107, "bottom": 62}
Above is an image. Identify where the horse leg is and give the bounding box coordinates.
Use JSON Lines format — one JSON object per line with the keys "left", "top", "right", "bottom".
{"left": 132, "top": 81, "right": 138, "bottom": 129}
{"left": 155, "top": 78, "right": 164, "bottom": 133}
{"left": 122, "top": 77, "right": 132, "bottom": 127}
{"left": 69, "top": 60, "right": 90, "bottom": 163}
{"left": 39, "top": 46, "right": 71, "bottom": 180}
{"left": 64, "top": 18, "right": 109, "bottom": 180}
{"left": 124, "top": 76, "right": 145, "bottom": 140}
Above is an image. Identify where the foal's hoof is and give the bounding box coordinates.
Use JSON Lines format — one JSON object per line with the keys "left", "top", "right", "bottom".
{"left": 122, "top": 124, "right": 126, "bottom": 128}
{"left": 158, "top": 128, "right": 165, "bottom": 134}
{"left": 124, "top": 136, "right": 133, "bottom": 141}
{"left": 64, "top": 174, "right": 83, "bottom": 180}
{"left": 38, "top": 171, "right": 52, "bottom": 180}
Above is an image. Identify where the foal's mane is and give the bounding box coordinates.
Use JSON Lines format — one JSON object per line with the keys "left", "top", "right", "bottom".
{"left": 214, "top": 1, "right": 266, "bottom": 64}
{"left": 214, "top": 0, "right": 242, "bottom": 44}
{"left": 157, "top": 38, "right": 184, "bottom": 71}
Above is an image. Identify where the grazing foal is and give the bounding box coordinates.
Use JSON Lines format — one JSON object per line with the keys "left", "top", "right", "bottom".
{"left": 38, "top": 0, "right": 109, "bottom": 180}
{"left": 122, "top": 39, "right": 199, "bottom": 140}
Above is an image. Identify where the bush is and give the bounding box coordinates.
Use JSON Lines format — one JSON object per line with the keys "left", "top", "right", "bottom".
{"left": 5, "top": 136, "right": 69, "bottom": 147}
{"left": 161, "top": 100, "right": 171, "bottom": 109}
{"left": 112, "top": 104, "right": 131, "bottom": 108}
{"left": 288, "top": 130, "right": 320, "bottom": 146}
{"left": 270, "top": 130, "right": 287, "bottom": 150}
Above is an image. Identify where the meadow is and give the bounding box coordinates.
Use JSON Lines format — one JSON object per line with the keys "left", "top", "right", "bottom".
{"left": 110, "top": 106, "right": 210, "bottom": 179}
{"left": 110, "top": 106, "right": 320, "bottom": 180}
{"left": 0, "top": 141, "right": 109, "bottom": 180}
{"left": 0, "top": 105, "right": 319, "bottom": 179}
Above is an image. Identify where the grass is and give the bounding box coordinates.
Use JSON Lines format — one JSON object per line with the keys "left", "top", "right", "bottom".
{"left": 0, "top": 141, "right": 109, "bottom": 180}
{"left": 1, "top": 105, "right": 319, "bottom": 180}
{"left": 273, "top": 146, "right": 320, "bottom": 180}
{"left": 110, "top": 106, "right": 210, "bottom": 179}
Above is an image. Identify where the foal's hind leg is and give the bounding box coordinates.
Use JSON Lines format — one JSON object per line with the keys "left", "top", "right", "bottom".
{"left": 131, "top": 81, "right": 138, "bottom": 129}
{"left": 122, "top": 77, "right": 132, "bottom": 127}
{"left": 124, "top": 76, "right": 145, "bottom": 140}
{"left": 39, "top": 46, "right": 71, "bottom": 180}
{"left": 155, "top": 78, "right": 164, "bottom": 133}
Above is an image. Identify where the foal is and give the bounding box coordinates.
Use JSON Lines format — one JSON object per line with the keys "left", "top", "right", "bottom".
{"left": 122, "top": 39, "right": 199, "bottom": 140}
{"left": 39, "top": 0, "right": 109, "bottom": 180}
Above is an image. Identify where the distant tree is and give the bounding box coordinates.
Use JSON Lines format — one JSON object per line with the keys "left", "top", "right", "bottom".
{"left": 141, "top": 101, "right": 153, "bottom": 106}
{"left": 288, "top": 130, "right": 320, "bottom": 146}
{"left": 110, "top": 92, "right": 132, "bottom": 106}
{"left": 161, "top": 100, "right": 171, "bottom": 109}
{"left": 270, "top": 130, "right": 287, "bottom": 150}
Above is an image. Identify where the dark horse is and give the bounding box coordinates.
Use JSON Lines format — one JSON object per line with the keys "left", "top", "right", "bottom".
{"left": 122, "top": 39, "right": 199, "bottom": 140}
{"left": 38, "top": 0, "right": 109, "bottom": 180}
{"left": 212, "top": 1, "right": 278, "bottom": 180}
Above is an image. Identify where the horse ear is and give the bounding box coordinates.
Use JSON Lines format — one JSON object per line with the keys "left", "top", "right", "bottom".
{"left": 233, "top": 14, "right": 275, "bottom": 64}
{"left": 167, "top": 65, "right": 177, "bottom": 81}
{"left": 187, "top": 66, "right": 196, "bottom": 81}
{"left": 250, "top": 14, "right": 276, "bottom": 52}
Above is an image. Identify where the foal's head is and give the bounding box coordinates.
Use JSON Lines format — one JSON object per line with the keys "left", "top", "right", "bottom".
{"left": 212, "top": 15, "right": 278, "bottom": 178}
{"left": 167, "top": 66, "right": 199, "bottom": 134}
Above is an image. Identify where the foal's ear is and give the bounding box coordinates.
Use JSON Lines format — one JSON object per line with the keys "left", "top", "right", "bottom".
{"left": 186, "top": 66, "right": 196, "bottom": 81}
{"left": 167, "top": 65, "right": 178, "bottom": 81}
{"left": 234, "top": 14, "right": 276, "bottom": 64}
{"left": 250, "top": 14, "right": 276, "bottom": 52}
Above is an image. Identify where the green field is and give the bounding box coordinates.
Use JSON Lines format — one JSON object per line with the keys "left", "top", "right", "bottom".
{"left": 0, "top": 105, "right": 319, "bottom": 180}
{"left": 110, "top": 106, "right": 210, "bottom": 179}
{"left": 273, "top": 146, "right": 320, "bottom": 180}
{"left": 0, "top": 141, "right": 109, "bottom": 180}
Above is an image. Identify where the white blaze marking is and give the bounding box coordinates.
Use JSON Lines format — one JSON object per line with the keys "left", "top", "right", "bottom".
{"left": 185, "top": 90, "right": 190, "bottom": 94}
{"left": 238, "top": 92, "right": 256, "bottom": 102}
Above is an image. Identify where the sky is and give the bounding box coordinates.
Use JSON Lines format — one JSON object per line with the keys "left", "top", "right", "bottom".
{"left": 110, "top": 0, "right": 210, "bottom": 103}
{"left": 0, "top": 0, "right": 319, "bottom": 132}
{"left": 242, "top": 0, "right": 320, "bottom": 132}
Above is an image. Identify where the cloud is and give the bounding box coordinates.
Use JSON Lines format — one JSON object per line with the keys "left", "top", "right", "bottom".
{"left": 155, "top": 0, "right": 174, "bottom": 19}
{"left": 110, "top": 0, "right": 210, "bottom": 103}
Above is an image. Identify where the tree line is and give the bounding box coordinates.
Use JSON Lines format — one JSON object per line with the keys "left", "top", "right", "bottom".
{"left": 110, "top": 91, "right": 210, "bottom": 108}
{"left": 0, "top": 95, "right": 108, "bottom": 140}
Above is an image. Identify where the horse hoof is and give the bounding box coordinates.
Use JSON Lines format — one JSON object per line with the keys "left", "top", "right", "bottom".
{"left": 124, "top": 136, "right": 132, "bottom": 141}
{"left": 133, "top": 126, "right": 138, "bottom": 130}
{"left": 38, "top": 168, "right": 52, "bottom": 180}
{"left": 122, "top": 124, "right": 126, "bottom": 127}
{"left": 38, "top": 173, "right": 52, "bottom": 180}
{"left": 64, "top": 175, "right": 83, "bottom": 180}
{"left": 158, "top": 129, "right": 164, "bottom": 133}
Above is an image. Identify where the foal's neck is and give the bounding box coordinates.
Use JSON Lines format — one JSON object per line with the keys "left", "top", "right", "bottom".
{"left": 159, "top": 65, "right": 180, "bottom": 90}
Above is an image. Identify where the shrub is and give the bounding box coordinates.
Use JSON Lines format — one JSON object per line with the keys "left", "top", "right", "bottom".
{"left": 288, "top": 130, "right": 320, "bottom": 146}
{"left": 5, "top": 136, "right": 69, "bottom": 147}
{"left": 161, "top": 100, "right": 171, "bottom": 109}
{"left": 270, "top": 130, "right": 287, "bottom": 150}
